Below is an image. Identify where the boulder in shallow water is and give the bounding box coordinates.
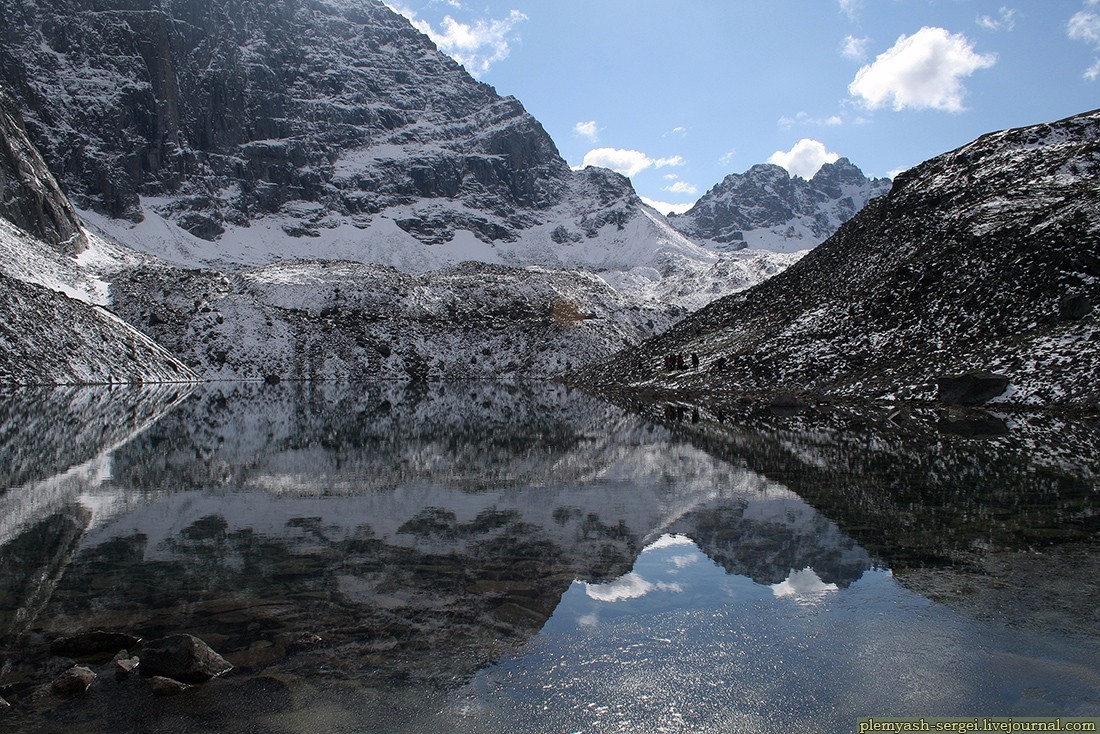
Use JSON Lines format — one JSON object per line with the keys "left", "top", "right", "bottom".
{"left": 49, "top": 666, "right": 97, "bottom": 698}
{"left": 936, "top": 372, "right": 1010, "bottom": 405}
{"left": 140, "top": 634, "right": 233, "bottom": 683}
{"left": 147, "top": 676, "right": 193, "bottom": 697}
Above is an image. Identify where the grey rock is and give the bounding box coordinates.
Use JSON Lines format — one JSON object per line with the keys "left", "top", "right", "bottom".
{"left": 0, "top": 694, "right": 9, "bottom": 709}
{"left": 0, "top": 0, "right": 630, "bottom": 249}
{"left": 1060, "top": 293, "right": 1093, "bottom": 320}
{"left": 140, "top": 634, "right": 233, "bottom": 683}
{"left": 114, "top": 654, "right": 141, "bottom": 678}
{"left": 48, "top": 665, "right": 97, "bottom": 698}
{"left": 0, "top": 87, "right": 86, "bottom": 252}
{"left": 147, "top": 675, "right": 193, "bottom": 696}
{"left": 936, "top": 373, "right": 1010, "bottom": 405}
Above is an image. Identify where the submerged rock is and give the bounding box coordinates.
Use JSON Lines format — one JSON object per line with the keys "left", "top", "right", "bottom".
{"left": 50, "top": 631, "right": 142, "bottom": 661}
{"left": 48, "top": 665, "right": 97, "bottom": 698}
{"left": 147, "top": 676, "right": 193, "bottom": 697}
{"left": 113, "top": 650, "right": 140, "bottom": 678}
{"left": 936, "top": 373, "right": 1010, "bottom": 405}
{"left": 140, "top": 634, "right": 233, "bottom": 683}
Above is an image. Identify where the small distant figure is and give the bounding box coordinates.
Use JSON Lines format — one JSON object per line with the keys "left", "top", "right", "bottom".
{"left": 690, "top": 353, "right": 699, "bottom": 369}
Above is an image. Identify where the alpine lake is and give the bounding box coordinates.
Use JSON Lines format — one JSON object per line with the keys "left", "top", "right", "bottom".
{"left": 1, "top": 381, "right": 1098, "bottom": 733}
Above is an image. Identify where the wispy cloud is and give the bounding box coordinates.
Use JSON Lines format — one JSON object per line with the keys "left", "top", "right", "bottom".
{"left": 838, "top": 0, "right": 862, "bottom": 21}
{"left": 1069, "top": 2, "right": 1100, "bottom": 80}
{"left": 977, "top": 7, "right": 1017, "bottom": 32}
{"left": 842, "top": 35, "right": 870, "bottom": 62}
{"left": 664, "top": 126, "right": 688, "bottom": 137}
{"left": 664, "top": 180, "right": 699, "bottom": 195}
{"left": 768, "top": 139, "right": 840, "bottom": 179}
{"left": 579, "top": 148, "right": 685, "bottom": 177}
{"left": 573, "top": 120, "right": 600, "bottom": 142}
{"left": 779, "top": 112, "right": 844, "bottom": 129}
{"left": 849, "top": 27, "right": 996, "bottom": 112}
{"left": 719, "top": 148, "right": 737, "bottom": 166}
{"left": 385, "top": 3, "right": 527, "bottom": 78}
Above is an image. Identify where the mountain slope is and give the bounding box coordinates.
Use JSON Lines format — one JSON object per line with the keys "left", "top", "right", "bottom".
{"left": 580, "top": 109, "right": 1100, "bottom": 408}
{"left": 668, "top": 158, "right": 891, "bottom": 253}
{"left": 0, "top": 88, "right": 196, "bottom": 385}
{"left": 0, "top": 0, "right": 716, "bottom": 279}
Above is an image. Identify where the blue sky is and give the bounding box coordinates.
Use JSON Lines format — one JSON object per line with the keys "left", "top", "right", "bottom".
{"left": 386, "top": 1, "right": 1100, "bottom": 213}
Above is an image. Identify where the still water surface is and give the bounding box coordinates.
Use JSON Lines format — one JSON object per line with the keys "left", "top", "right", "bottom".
{"left": 0, "top": 382, "right": 1097, "bottom": 732}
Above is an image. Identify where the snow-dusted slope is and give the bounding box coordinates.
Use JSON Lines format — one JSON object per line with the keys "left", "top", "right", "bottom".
{"left": 582, "top": 109, "right": 1100, "bottom": 407}
{"left": 0, "top": 0, "right": 706, "bottom": 278}
{"left": 669, "top": 159, "right": 891, "bottom": 253}
{"left": 0, "top": 88, "right": 196, "bottom": 385}
{"left": 108, "top": 257, "right": 681, "bottom": 381}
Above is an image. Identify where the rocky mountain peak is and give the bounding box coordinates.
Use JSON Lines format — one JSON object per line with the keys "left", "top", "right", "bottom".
{"left": 668, "top": 156, "right": 890, "bottom": 252}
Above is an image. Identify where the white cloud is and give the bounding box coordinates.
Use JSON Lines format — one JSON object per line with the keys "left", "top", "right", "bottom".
{"left": 664, "top": 126, "right": 688, "bottom": 137}
{"left": 842, "top": 35, "right": 870, "bottom": 62}
{"left": 385, "top": 3, "right": 527, "bottom": 78}
{"left": 1068, "top": 4, "right": 1100, "bottom": 80}
{"left": 848, "top": 27, "right": 996, "bottom": 112}
{"left": 977, "top": 7, "right": 1017, "bottom": 32}
{"left": 768, "top": 139, "right": 841, "bottom": 179}
{"left": 580, "top": 148, "right": 684, "bottom": 177}
{"left": 1070, "top": 9, "right": 1100, "bottom": 43}
{"left": 664, "top": 180, "right": 699, "bottom": 195}
{"left": 584, "top": 572, "right": 680, "bottom": 602}
{"left": 719, "top": 148, "right": 737, "bottom": 166}
{"left": 640, "top": 196, "right": 695, "bottom": 215}
{"left": 770, "top": 568, "right": 839, "bottom": 602}
{"left": 663, "top": 173, "right": 679, "bottom": 180}
{"left": 779, "top": 112, "right": 845, "bottom": 129}
{"left": 838, "top": 0, "right": 862, "bottom": 21}
{"left": 887, "top": 167, "right": 908, "bottom": 179}
{"left": 573, "top": 120, "right": 600, "bottom": 142}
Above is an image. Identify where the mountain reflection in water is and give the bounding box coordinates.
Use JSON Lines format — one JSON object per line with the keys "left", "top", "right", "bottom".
{"left": 0, "top": 382, "right": 1097, "bottom": 733}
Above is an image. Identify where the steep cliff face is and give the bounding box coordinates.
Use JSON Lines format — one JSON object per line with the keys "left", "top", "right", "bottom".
{"left": 669, "top": 159, "right": 891, "bottom": 252}
{"left": 0, "top": 0, "right": 684, "bottom": 272}
{"left": 0, "top": 87, "right": 86, "bottom": 254}
{"left": 583, "top": 109, "right": 1100, "bottom": 408}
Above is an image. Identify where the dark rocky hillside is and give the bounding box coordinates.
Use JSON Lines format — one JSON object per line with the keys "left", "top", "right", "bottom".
{"left": 581, "top": 109, "right": 1100, "bottom": 408}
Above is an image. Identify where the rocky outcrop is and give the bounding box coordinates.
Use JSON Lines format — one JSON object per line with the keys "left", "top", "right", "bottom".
{"left": 139, "top": 634, "right": 232, "bottom": 683}
{"left": 0, "top": 87, "right": 86, "bottom": 253}
{"left": 581, "top": 109, "right": 1100, "bottom": 408}
{"left": 668, "top": 158, "right": 891, "bottom": 252}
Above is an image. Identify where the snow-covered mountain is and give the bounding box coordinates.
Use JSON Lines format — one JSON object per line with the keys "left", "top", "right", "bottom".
{"left": 0, "top": 0, "right": 721, "bottom": 281}
{"left": 0, "top": 0, "right": 819, "bottom": 386}
{"left": 580, "top": 109, "right": 1100, "bottom": 408}
{"left": 668, "top": 158, "right": 892, "bottom": 253}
